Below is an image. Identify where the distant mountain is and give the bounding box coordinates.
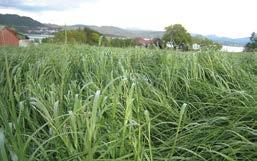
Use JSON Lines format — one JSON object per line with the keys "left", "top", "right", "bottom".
{"left": 127, "top": 30, "right": 164, "bottom": 39}
{"left": 43, "top": 23, "right": 60, "bottom": 28}
{"left": 68, "top": 25, "right": 137, "bottom": 37}
{"left": 88, "top": 25, "right": 137, "bottom": 37}
{"left": 0, "top": 14, "right": 45, "bottom": 32}
{"left": 0, "top": 14, "right": 250, "bottom": 46}
{"left": 191, "top": 34, "right": 249, "bottom": 46}
{"left": 67, "top": 25, "right": 164, "bottom": 38}
{"left": 205, "top": 35, "right": 249, "bottom": 47}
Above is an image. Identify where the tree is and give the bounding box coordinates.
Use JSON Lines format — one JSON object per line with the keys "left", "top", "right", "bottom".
{"left": 245, "top": 32, "right": 257, "bottom": 52}
{"left": 42, "top": 27, "right": 101, "bottom": 45}
{"left": 162, "top": 24, "right": 192, "bottom": 51}
{"left": 152, "top": 38, "right": 165, "bottom": 49}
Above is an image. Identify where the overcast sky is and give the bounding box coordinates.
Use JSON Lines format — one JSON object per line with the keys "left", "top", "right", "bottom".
{"left": 0, "top": 0, "right": 256, "bottom": 38}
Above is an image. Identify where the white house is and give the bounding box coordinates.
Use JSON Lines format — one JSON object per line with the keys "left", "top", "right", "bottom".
{"left": 192, "top": 43, "right": 201, "bottom": 50}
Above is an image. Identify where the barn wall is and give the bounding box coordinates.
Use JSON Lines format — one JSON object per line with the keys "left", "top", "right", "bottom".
{"left": 0, "top": 29, "right": 19, "bottom": 46}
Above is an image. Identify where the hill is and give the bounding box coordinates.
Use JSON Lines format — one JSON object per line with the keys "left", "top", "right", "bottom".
{"left": 191, "top": 34, "right": 249, "bottom": 47}
{"left": 67, "top": 25, "right": 136, "bottom": 37}
{"left": 205, "top": 35, "right": 249, "bottom": 47}
{"left": 0, "top": 14, "right": 45, "bottom": 32}
{"left": 0, "top": 14, "right": 250, "bottom": 46}
{"left": 67, "top": 25, "right": 164, "bottom": 38}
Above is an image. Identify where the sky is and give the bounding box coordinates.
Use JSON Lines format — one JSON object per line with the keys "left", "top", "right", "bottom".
{"left": 0, "top": 0, "right": 256, "bottom": 38}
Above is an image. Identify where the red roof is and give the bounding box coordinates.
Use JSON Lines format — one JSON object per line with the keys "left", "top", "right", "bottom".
{"left": 135, "top": 37, "right": 153, "bottom": 46}
{"left": 0, "top": 27, "right": 20, "bottom": 46}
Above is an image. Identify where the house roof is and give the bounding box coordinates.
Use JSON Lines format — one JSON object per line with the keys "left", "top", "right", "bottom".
{"left": 0, "top": 26, "right": 29, "bottom": 40}
{"left": 135, "top": 37, "right": 153, "bottom": 45}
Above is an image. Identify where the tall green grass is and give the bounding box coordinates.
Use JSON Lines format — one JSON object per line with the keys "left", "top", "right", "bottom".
{"left": 0, "top": 45, "right": 257, "bottom": 161}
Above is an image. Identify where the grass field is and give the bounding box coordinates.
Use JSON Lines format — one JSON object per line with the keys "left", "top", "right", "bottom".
{"left": 0, "top": 45, "right": 257, "bottom": 161}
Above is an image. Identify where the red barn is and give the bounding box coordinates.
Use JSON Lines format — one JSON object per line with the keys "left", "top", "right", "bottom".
{"left": 0, "top": 27, "right": 21, "bottom": 46}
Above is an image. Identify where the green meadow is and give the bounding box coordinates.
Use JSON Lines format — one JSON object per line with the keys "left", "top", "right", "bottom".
{"left": 0, "top": 45, "right": 257, "bottom": 161}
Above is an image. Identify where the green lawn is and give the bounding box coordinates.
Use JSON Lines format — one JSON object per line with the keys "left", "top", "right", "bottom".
{"left": 0, "top": 45, "right": 257, "bottom": 161}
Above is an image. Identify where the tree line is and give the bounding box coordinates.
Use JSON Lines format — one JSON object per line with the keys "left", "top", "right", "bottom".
{"left": 43, "top": 25, "right": 223, "bottom": 51}
{"left": 42, "top": 28, "right": 138, "bottom": 47}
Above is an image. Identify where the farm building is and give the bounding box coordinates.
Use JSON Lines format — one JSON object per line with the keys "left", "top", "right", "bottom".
{"left": 135, "top": 37, "right": 153, "bottom": 47}
{"left": 0, "top": 26, "right": 30, "bottom": 46}
{"left": 192, "top": 43, "right": 201, "bottom": 50}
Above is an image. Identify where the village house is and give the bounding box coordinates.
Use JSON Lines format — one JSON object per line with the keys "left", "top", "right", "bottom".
{"left": 192, "top": 43, "right": 201, "bottom": 50}
{"left": 135, "top": 37, "right": 153, "bottom": 47}
{"left": 0, "top": 26, "right": 30, "bottom": 47}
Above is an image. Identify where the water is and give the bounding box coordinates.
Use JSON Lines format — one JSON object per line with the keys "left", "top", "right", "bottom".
{"left": 28, "top": 34, "right": 54, "bottom": 43}
{"left": 221, "top": 45, "right": 244, "bottom": 52}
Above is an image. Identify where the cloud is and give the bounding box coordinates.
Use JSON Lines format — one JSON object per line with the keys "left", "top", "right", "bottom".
{"left": 0, "top": 0, "right": 90, "bottom": 11}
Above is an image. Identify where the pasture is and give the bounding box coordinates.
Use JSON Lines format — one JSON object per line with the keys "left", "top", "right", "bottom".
{"left": 0, "top": 45, "right": 257, "bottom": 161}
